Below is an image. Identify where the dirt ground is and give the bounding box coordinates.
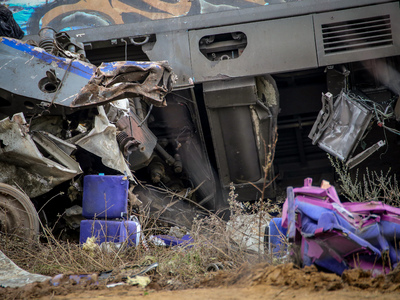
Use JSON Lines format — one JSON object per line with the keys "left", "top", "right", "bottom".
{"left": 3, "top": 263, "right": 400, "bottom": 299}
{"left": 34, "top": 285, "right": 400, "bottom": 300}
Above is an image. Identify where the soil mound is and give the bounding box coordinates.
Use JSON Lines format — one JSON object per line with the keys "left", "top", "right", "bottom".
{"left": 204, "top": 262, "right": 400, "bottom": 292}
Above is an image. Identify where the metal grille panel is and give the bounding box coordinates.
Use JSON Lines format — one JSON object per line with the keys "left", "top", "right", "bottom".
{"left": 322, "top": 15, "right": 392, "bottom": 54}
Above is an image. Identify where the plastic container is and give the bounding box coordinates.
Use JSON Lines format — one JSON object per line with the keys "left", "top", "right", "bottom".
{"left": 82, "top": 175, "right": 128, "bottom": 219}
{"left": 79, "top": 219, "right": 140, "bottom": 246}
{"left": 267, "top": 218, "right": 287, "bottom": 254}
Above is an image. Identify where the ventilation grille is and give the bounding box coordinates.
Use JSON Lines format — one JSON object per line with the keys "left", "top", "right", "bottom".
{"left": 322, "top": 15, "right": 392, "bottom": 54}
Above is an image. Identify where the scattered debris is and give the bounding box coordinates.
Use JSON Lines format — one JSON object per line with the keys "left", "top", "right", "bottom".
{"left": 206, "top": 261, "right": 233, "bottom": 272}
{"left": 281, "top": 178, "right": 400, "bottom": 275}
{"left": 149, "top": 234, "right": 193, "bottom": 247}
{"left": 126, "top": 275, "right": 151, "bottom": 288}
{"left": 82, "top": 236, "right": 98, "bottom": 256}
{"left": 106, "top": 282, "right": 125, "bottom": 288}
{"left": 99, "top": 262, "right": 158, "bottom": 285}
{"left": 50, "top": 273, "right": 98, "bottom": 286}
{"left": 168, "top": 226, "right": 187, "bottom": 239}
{"left": 63, "top": 205, "right": 84, "bottom": 230}
{"left": 227, "top": 212, "right": 270, "bottom": 254}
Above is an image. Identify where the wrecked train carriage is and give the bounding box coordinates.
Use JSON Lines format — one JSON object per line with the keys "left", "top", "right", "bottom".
{"left": 2, "top": 0, "right": 400, "bottom": 236}
{"left": 24, "top": 0, "right": 400, "bottom": 186}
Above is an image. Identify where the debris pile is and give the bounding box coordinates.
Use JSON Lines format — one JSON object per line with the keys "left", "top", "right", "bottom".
{"left": 278, "top": 178, "right": 400, "bottom": 276}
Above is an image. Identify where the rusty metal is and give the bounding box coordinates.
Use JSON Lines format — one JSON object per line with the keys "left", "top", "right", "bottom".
{"left": 154, "top": 144, "right": 182, "bottom": 174}
{"left": 116, "top": 113, "right": 157, "bottom": 170}
{"left": 116, "top": 131, "right": 140, "bottom": 156}
{"left": 148, "top": 160, "right": 165, "bottom": 183}
{"left": 72, "top": 61, "right": 173, "bottom": 108}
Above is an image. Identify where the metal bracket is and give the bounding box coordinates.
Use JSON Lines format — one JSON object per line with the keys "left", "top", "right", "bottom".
{"left": 346, "top": 140, "right": 385, "bottom": 169}
{"left": 308, "top": 92, "right": 334, "bottom": 145}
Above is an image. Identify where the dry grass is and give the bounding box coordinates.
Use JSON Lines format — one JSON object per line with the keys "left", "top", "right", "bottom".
{"left": 0, "top": 193, "right": 287, "bottom": 288}
{"left": 0, "top": 137, "right": 288, "bottom": 287}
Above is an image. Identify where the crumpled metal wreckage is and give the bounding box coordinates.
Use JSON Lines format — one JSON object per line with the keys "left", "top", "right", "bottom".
{"left": 0, "top": 113, "right": 82, "bottom": 198}
{"left": 0, "top": 37, "right": 171, "bottom": 117}
{"left": 0, "top": 35, "right": 172, "bottom": 180}
{"left": 271, "top": 178, "right": 400, "bottom": 276}
{"left": 0, "top": 35, "right": 174, "bottom": 238}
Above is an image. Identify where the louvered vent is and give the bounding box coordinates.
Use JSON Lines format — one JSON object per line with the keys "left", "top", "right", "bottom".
{"left": 322, "top": 15, "right": 392, "bottom": 54}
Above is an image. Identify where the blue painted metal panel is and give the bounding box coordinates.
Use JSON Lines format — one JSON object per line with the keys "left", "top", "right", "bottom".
{"left": 1, "top": 37, "right": 95, "bottom": 79}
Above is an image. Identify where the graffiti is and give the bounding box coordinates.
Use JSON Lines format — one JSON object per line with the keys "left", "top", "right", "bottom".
{"left": 2, "top": 0, "right": 274, "bottom": 35}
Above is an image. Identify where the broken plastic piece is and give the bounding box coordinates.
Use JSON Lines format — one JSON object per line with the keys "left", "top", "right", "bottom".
{"left": 282, "top": 179, "right": 400, "bottom": 276}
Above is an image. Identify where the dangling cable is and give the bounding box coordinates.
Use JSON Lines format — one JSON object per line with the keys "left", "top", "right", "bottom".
{"left": 138, "top": 104, "right": 153, "bottom": 127}
{"left": 49, "top": 58, "right": 76, "bottom": 109}
{"left": 380, "top": 127, "right": 389, "bottom": 159}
